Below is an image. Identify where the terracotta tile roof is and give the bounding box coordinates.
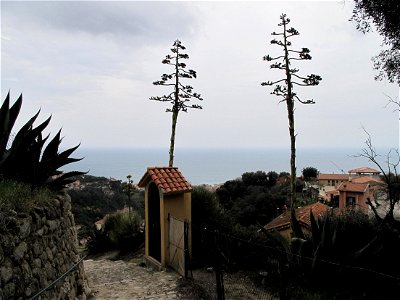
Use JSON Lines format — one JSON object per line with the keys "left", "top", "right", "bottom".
{"left": 318, "top": 174, "right": 349, "bottom": 181}
{"left": 264, "top": 210, "right": 291, "bottom": 231}
{"left": 351, "top": 176, "right": 384, "bottom": 184}
{"left": 299, "top": 202, "right": 331, "bottom": 226}
{"left": 337, "top": 182, "right": 368, "bottom": 193}
{"left": 138, "top": 167, "right": 192, "bottom": 194}
{"left": 265, "top": 202, "right": 331, "bottom": 232}
{"left": 348, "top": 167, "right": 380, "bottom": 174}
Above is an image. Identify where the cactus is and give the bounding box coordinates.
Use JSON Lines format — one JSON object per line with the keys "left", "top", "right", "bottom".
{"left": 0, "top": 92, "right": 85, "bottom": 190}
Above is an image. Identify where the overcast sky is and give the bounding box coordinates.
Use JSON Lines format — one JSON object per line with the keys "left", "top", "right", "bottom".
{"left": 1, "top": 0, "right": 399, "bottom": 151}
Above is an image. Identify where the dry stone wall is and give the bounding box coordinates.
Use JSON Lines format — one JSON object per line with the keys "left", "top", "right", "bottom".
{"left": 0, "top": 192, "right": 88, "bottom": 299}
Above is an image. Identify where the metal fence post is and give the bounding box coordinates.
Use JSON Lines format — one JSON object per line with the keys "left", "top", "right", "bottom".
{"left": 184, "top": 220, "right": 192, "bottom": 278}
{"left": 214, "top": 229, "right": 225, "bottom": 300}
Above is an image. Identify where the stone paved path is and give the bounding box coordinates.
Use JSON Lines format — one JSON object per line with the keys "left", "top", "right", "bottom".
{"left": 84, "top": 258, "right": 180, "bottom": 299}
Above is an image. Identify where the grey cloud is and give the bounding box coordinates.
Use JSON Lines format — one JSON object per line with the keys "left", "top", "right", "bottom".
{"left": 2, "top": 1, "right": 199, "bottom": 42}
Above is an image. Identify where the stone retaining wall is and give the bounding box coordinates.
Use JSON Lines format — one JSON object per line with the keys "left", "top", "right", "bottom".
{"left": 0, "top": 192, "right": 88, "bottom": 299}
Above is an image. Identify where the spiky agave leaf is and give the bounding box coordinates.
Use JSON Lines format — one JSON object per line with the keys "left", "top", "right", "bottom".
{"left": 30, "top": 133, "right": 50, "bottom": 187}
{"left": 0, "top": 93, "right": 85, "bottom": 191}
{"left": 0, "top": 93, "right": 22, "bottom": 156}
{"left": 46, "top": 170, "right": 87, "bottom": 190}
{"left": 41, "top": 129, "right": 62, "bottom": 162}
{"left": 40, "top": 140, "right": 81, "bottom": 169}
{"left": 35, "top": 128, "right": 84, "bottom": 188}
{"left": 0, "top": 114, "right": 51, "bottom": 181}
{"left": 6, "top": 112, "right": 50, "bottom": 163}
{"left": 290, "top": 208, "right": 305, "bottom": 239}
{"left": 0, "top": 106, "right": 40, "bottom": 178}
{"left": 310, "top": 209, "right": 321, "bottom": 249}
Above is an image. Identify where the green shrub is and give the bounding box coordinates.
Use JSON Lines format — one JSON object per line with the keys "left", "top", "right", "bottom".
{"left": 105, "top": 211, "right": 144, "bottom": 250}
{"left": 69, "top": 175, "right": 145, "bottom": 241}
{"left": 88, "top": 210, "right": 144, "bottom": 254}
{"left": 272, "top": 209, "right": 400, "bottom": 299}
{"left": 191, "top": 185, "right": 229, "bottom": 266}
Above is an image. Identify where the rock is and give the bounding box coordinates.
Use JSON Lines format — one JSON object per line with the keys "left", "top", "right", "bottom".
{"left": 32, "top": 267, "right": 40, "bottom": 276}
{"left": 39, "top": 272, "right": 48, "bottom": 287}
{"left": 64, "top": 216, "right": 71, "bottom": 227}
{"left": 18, "top": 218, "right": 31, "bottom": 239}
{"left": 45, "top": 247, "right": 54, "bottom": 261}
{"left": 45, "top": 261, "right": 55, "bottom": 280}
{"left": 78, "top": 293, "right": 87, "bottom": 300}
{"left": 45, "top": 206, "right": 58, "bottom": 220}
{"left": 30, "top": 211, "right": 42, "bottom": 227}
{"left": 29, "top": 278, "right": 39, "bottom": 294}
{"left": 2, "top": 235, "right": 16, "bottom": 253}
{"left": 62, "top": 194, "right": 72, "bottom": 211}
{"left": 0, "top": 194, "right": 87, "bottom": 300}
{"left": 4, "top": 217, "right": 18, "bottom": 233}
{"left": 8, "top": 210, "right": 17, "bottom": 217}
{"left": 43, "top": 225, "right": 48, "bottom": 235}
{"left": 3, "top": 282, "right": 15, "bottom": 299}
{"left": 13, "top": 242, "right": 27, "bottom": 261}
{"left": 0, "top": 244, "right": 4, "bottom": 264}
{"left": 25, "top": 286, "right": 32, "bottom": 297}
{"left": 0, "top": 265, "right": 13, "bottom": 283}
{"left": 40, "top": 250, "right": 47, "bottom": 262}
{"left": 33, "top": 258, "right": 42, "bottom": 269}
{"left": 16, "top": 212, "right": 29, "bottom": 218}
{"left": 52, "top": 198, "right": 60, "bottom": 209}
{"left": 47, "top": 220, "right": 58, "bottom": 232}
{"left": 21, "top": 260, "right": 32, "bottom": 279}
{"left": 32, "top": 242, "right": 42, "bottom": 257}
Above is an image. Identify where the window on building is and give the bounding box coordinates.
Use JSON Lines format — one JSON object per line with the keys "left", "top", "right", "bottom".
{"left": 346, "top": 197, "right": 356, "bottom": 207}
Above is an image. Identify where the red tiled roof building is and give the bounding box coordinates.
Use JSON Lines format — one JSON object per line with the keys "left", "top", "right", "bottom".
{"left": 264, "top": 202, "right": 331, "bottom": 239}
{"left": 138, "top": 167, "right": 192, "bottom": 276}
{"left": 138, "top": 167, "right": 192, "bottom": 194}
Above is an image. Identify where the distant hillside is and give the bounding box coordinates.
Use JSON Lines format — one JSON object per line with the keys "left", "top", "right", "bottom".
{"left": 68, "top": 175, "right": 144, "bottom": 238}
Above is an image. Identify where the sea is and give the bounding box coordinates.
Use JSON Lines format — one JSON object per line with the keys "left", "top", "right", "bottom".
{"left": 61, "top": 147, "right": 393, "bottom": 185}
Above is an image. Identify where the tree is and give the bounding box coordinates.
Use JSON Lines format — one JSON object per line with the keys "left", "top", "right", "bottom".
{"left": 384, "top": 94, "right": 400, "bottom": 118}
{"left": 351, "top": 0, "right": 400, "bottom": 84}
{"left": 302, "top": 166, "right": 318, "bottom": 181}
{"left": 261, "top": 14, "right": 322, "bottom": 209}
{"left": 150, "top": 40, "right": 203, "bottom": 167}
{"left": 357, "top": 129, "right": 400, "bottom": 222}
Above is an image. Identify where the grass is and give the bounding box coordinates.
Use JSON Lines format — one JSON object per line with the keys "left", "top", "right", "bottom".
{"left": 0, "top": 180, "right": 55, "bottom": 213}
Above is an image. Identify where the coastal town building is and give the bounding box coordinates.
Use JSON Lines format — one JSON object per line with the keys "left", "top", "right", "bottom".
{"left": 318, "top": 167, "right": 383, "bottom": 204}
{"left": 337, "top": 181, "right": 370, "bottom": 212}
{"left": 267, "top": 167, "right": 385, "bottom": 240}
{"left": 264, "top": 202, "right": 331, "bottom": 240}
{"left": 348, "top": 167, "right": 381, "bottom": 179}
{"left": 317, "top": 173, "right": 349, "bottom": 189}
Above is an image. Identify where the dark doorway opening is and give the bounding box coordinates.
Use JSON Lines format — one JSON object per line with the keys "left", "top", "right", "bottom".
{"left": 148, "top": 182, "right": 161, "bottom": 262}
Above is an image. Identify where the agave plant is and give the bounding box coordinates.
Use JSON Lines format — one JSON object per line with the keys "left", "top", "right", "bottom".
{"left": 0, "top": 92, "right": 85, "bottom": 190}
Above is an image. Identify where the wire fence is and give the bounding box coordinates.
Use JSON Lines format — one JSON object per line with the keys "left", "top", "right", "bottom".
{"left": 181, "top": 217, "right": 400, "bottom": 300}
{"left": 191, "top": 227, "right": 280, "bottom": 300}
